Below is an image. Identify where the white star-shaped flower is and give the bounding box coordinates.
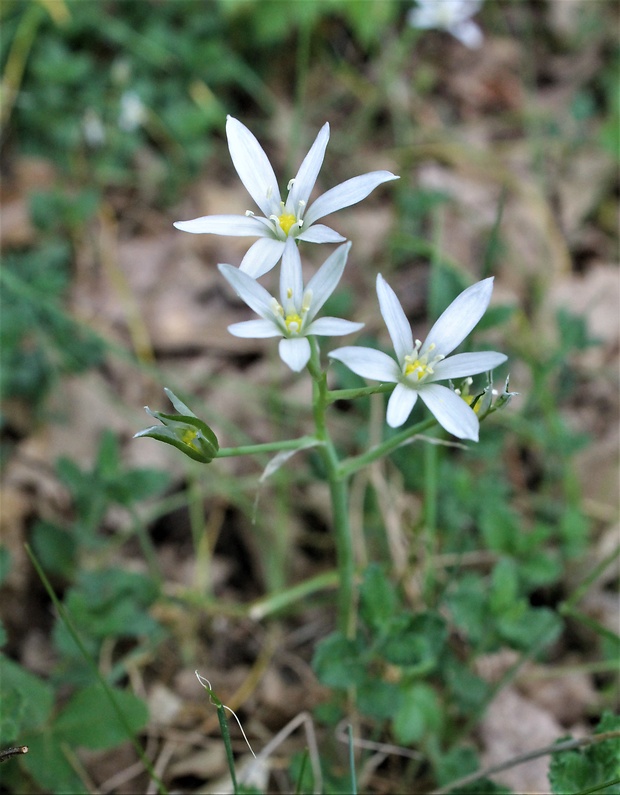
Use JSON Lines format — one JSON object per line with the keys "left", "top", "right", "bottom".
{"left": 329, "top": 275, "right": 507, "bottom": 440}
{"left": 218, "top": 238, "right": 363, "bottom": 372}
{"left": 175, "top": 116, "right": 399, "bottom": 278}
{"left": 408, "top": 0, "right": 484, "bottom": 49}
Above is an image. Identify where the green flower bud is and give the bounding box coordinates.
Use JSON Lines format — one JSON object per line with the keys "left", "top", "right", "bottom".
{"left": 134, "top": 389, "right": 219, "bottom": 463}
{"left": 494, "top": 374, "right": 518, "bottom": 411}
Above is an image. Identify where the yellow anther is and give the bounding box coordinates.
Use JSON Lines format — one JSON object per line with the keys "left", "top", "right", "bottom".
{"left": 286, "top": 287, "right": 293, "bottom": 299}
{"left": 404, "top": 359, "right": 430, "bottom": 381}
{"left": 180, "top": 428, "right": 199, "bottom": 451}
{"left": 461, "top": 394, "right": 484, "bottom": 413}
{"left": 278, "top": 213, "right": 297, "bottom": 235}
{"left": 403, "top": 343, "right": 443, "bottom": 383}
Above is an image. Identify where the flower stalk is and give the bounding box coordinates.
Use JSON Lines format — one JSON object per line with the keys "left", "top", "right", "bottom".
{"left": 307, "top": 337, "right": 356, "bottom": 638}
{"left": 216, "top": 436, "right": 319, "bottom": 459}
{"left": 337, "top": 416, "right": 438, "bottom": 480}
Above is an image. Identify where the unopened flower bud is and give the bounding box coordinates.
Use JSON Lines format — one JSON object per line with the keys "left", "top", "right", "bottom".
{"left": 134, "top": 389, "right": 218, "bottom": 463}
{"left": 494, "top": 375, "right": 518, "bottom": 411}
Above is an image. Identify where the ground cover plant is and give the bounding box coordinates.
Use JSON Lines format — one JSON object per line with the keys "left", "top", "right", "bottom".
{"left": 1, "top": 0, "right": 618, "bottom": 793}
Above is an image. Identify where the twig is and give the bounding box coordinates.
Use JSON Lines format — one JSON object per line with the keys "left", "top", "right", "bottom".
{"left": 430, "top": 731, "right": 620, "bottom": 794}
{"left": 240, "top": 711, "right": 323, "bottom": 795}
{"left": 0, "top": 746, "right": 28, "bottom": 764}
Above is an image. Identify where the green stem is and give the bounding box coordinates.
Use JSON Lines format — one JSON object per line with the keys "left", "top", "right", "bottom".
{"left": 249, "top": 570, "right": 340, "bottom": 620}
{"left": 423, "top": 437, "right": 439, "bottom": 603}
{"left": 562, "top": 543, "right": 620, "bottom": 611}
{"left": 338, "top": 416, "right": 437, "bottom": 479}
{"left": 307, "top": 339, "right": 355, "bottom": 637}
{"left": 129, "top": 506, "right": 163, "bottom": 585}
{"left": 575, "top": 777, "right": 620, "bottom": 795}
{"left": 216, "top": 436, "right": 318, "bottom": 458}
{"left": 558, "top": 542, "right": 620, "bottom": 645}
{"left": 326, "top": 383, "right": 395, "bottom": 403}
{"left": 216, "top": 703, "right": 239, "bottom": 794}
{"left": 347, "top": 723, "right": 358, "bottom": 795}
{"left": 197, "top": 679, "right": 239, "bottom": 795}
{"left": 559, "top": 606, "right": 620, "bottom": 646}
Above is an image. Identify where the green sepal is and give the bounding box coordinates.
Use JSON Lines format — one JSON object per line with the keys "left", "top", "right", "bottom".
{"left": 163, "top": 387, "right": 195, "bottom": 416}
{"left": 134, "top": 390, "right": 219, "bottom": 463}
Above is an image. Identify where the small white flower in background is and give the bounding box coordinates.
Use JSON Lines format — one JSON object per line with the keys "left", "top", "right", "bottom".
{"left": 119, "top": 91, "right": 146, "bottom": 132}
{"left": 408, "top": 0, "right": 484, "bottom": 49}
{"left": 329, "top": 275, "right": 507, "bottom": 440}
{"left": 82, "top": 109, "right": 106, "bottom": 147}
{"left": 175, "top": 116, "right": 399, "bottom": 278}
{"left": 218, "top": 238, "right": 363, "bottom": 372}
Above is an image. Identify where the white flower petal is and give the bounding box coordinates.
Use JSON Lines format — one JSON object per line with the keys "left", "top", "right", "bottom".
{"left": 376, "top": 274, "right": 413, "bottom": 364}
{"left": 305, "top": 242, "right": 351, "bottom": 319}
{"left": 408, "top": 0, "right": 483, "bottom": 42}
{"left": 329, "top": 346, "right": 400, "bottom": 382}
{"left": 239, "top": 238, "right": 285, "bottom": 278}
{"left": 287, "top": 123, "right": 329, "bottom": 211}
{"left": 227, "top": 319, "right": 282, "bottom": 339}
{"left": 407, "top": 8, "right": 434, "bottom": 28}
{"left": 307, "top": 318, "right": 364, "bottom": 336}
{"left": 173, "top": 214, "right": 266, "bottom": 237}
{"left": 431, "top": 351, "right": 507, "bottom": 381}
{"left": 297, "top": 224, "right": 347, "bottom": 244}
{"left": 279, "top": 337, "right": 311, "bottom": 372}
{"left": 418, "top": 383, "right": 479, "bottom": 441}
{"left": 303, "top": 171, "right": 399, "bottom": 228}
{"left": 279, "top": 238, "right": 304, "bottom": 309}
{"left": 423, "top": 277, "right": 494, "bottom": 358}
{"left": 226, "top": 116, "right": 281, "bottom": 217}
{"left": 386, "top": 383, "right": 418, "bottom": 428}
{"left": 218, "top": 263, "right": 275, "bottom": 319}
{"left": 450, "top": 19, "right": 483, "bottom": 48}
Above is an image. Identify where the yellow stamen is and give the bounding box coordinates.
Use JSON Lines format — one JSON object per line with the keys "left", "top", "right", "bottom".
{"left": 278, "top": 213, "right": 297, "bottom": 235}
{"left": 180, "top": 428, "right": 200, "bottom": 451}
{"left": 284, "top": 313, "right": 303, "bottom": 334}
{"left": 403, "top": 342, "right": 443, "bottom": 383}
{"left": 404, "top": 358, "right": 431, "bottom": 380}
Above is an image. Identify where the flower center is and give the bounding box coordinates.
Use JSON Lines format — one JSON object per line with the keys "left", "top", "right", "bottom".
{"left": 278, "top": 213, "right": 297, "bottom": 235}
{"left": 180, "top": 428, "right": 200, "bottom": 451}
{"left": 404, "top": 357, "right": 430, "bottom": 380}
{"left": 403, "top": 341, "right": 444, "bottom": 383}
{"left": 284, "top": 313, "right": 303, "bottom": 334}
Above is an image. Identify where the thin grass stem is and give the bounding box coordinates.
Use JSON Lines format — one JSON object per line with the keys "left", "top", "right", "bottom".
{"left": 26, "top": 545, "right": 169, "bottom": 795}
{"left": 347, "top": 724, "right": 358, "bottom": 795}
